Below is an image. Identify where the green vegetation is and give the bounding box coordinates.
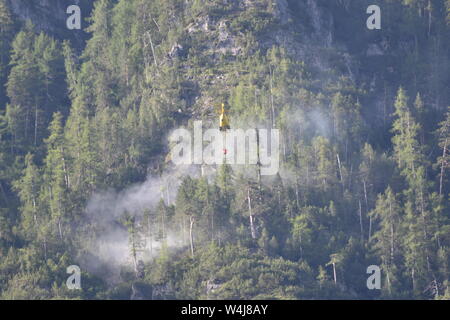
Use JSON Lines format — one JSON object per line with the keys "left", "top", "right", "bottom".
{"left": 0, "top": 0, "right": 449, "bottom": 299}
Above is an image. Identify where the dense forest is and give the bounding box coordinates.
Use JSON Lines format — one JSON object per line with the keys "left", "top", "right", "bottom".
{"left": 0, "top": 0, "right": 449, "bottom": 300}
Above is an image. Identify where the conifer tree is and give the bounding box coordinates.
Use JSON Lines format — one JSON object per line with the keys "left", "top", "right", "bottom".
{"left": 6, "top": 24, "right": 65, "bottom": 150}
{"left": 370, "top": 187, "right": 402, "bottom": 295}
{"left": 0, "top": 0, "right": 15, "bottom": 105}
{"left": 13, "top": 153, "right": 41, "bottom": 240}
{"left": 435, "top": 107, "right": 449, "bottom": 196}
{"left": 83, "top": 0, "right": 116, "bottom": 111}
{"left": 391, "top": 87, "right": 423, "bottom": 181}
{"left": 121, "top": 211, "right": 145, "bottom": 274}
{"left": 41, "top": 112, "right": 69, "bottom": 241}
{"left": 391, "top": 88, "right": 438, "bottom": 296}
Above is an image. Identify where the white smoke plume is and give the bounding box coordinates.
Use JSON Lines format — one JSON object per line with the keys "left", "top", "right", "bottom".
{"left": 79, "top": 164, "right": 200, "bottom": 283}
{"left": 79, "top": 104, "right": 331, "bottom": 283}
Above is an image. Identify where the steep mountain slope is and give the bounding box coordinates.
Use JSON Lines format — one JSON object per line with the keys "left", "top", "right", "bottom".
{"left": 0, "top": 0, "right": 449, "bottom": 300}
{"left": 5, "top": 0, "right": 93, "bottom": 44}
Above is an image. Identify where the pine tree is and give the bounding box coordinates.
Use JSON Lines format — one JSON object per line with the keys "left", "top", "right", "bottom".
{"left": 6, "top": 23, "right": 40, "bottom": 150}
{"left": 6, "top": 23, "right": 66, "bottom": 150}
{"left": 331, "top": 92, "right": 363, "bottom": 157}
{"left": 392, "top": 88, "right": 437, "bottom": 297}
{"left": 121, "top": 211, "right": 145, "bottom": 275}
{"left": 435, "top": 107, "right": 449, "bottom": 196}
{"left": 447, "top": 0, "right": 450, "bottom": 25}
{"left": 142, "top": 208, "right": 156, "bottom": 258}
{"left": 312, "top": 136, "right": 336, "bottom": 193}
{"left": 291, "top": 211, "right": 313, "bottom": 260}
{"left": 413, "top": 93, "right": 426, "bottom": 145}
{"left": 13, "top": 153, "right": 41, "bottom": 240}
{"left": 370, "top": 187, "right": 402, "bottom": 295}
{"left": 176, "top": 176, "right": 201, "bottom": 257}
{"left": 317, "top": 265, "right": 330, "bottom": 290}
{"left": 65, "top": 100, "right": 98, "bottom": 196}
{"left": 326, "top": 252, "right": 344, "bottom": 285}
{"left": 41, "top": 112, "right": 70, "bottom": 241}
{"left": 0, "top": 0, "right": 15, "bottom": 105}
{"left": 83, "top": 0, "right": 116, "bottom": 111}
{"left": 216, "top": 164, "right": 233, "bottom": 208}
{"left": 391, "top": 87, "right": 423, "bottom": 181}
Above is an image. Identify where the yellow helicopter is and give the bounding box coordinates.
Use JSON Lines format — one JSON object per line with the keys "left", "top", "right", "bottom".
{"left": 212, "top": 102, "right": 231, "bottom": 156}
{"left": 219, "top": 103, "right": 230, "bottom": 131}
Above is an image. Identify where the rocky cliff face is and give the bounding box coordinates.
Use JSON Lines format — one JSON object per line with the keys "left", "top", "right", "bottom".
{"left": 176, "top": 0, "right": 357, "bottom": 114}
{"left": 4, "top": 0, "right": 358, "bottom": 115}
{"left": 7, "top": 0, "right": 71, "bottom": 30}
{"left": 4, "top": 0, "right": 344, "bottom": 70}
{"left": 6, "top": 0, "right": 92, "bottom": 45}
{"left": 6, "top": 0, "right": 442, "bottom": 118}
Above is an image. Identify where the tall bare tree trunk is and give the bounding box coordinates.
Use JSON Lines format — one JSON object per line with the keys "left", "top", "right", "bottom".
{"left": 363, "top": 180, "right": 371, "bottom": 239}
{"left": 34, "top": 103, "right": 38, "bottom": 146}
{"left": 439, "top": 141, "right": 447, "bottom": 196}
{"left": 269, "top": 65, "right": 275, "bottom": 128}
{"left": 337, "top": 153, "right": 344, "bottom": 189}
{"left": 358, "top": 200, "right": 364, "bottom": 241}
{"left": 189, "top": 216, "right": 195, "bottom": 258}
{"left": 43, "top": 238, "right": 47, "bottom": 260}
{"left": 211, "top": 208, "right": 215, "bottom": 242}
{"left": 58, "top": 218, "right": 63, "bottom": 241}
{"left": 248, "top": 189, "right": 256, "bottom": 239}
{"left": 146, "top": 31, "right": 158, "bottom": 68}
{"left": 256, "top": 129, "right": 261, "bottom": 189}
{"left": 386, "top": 270, "right": 392, "bottom": 294}
{"left": 332, "top": 262, "right": 337, "bottom": 285}
{"left": 389, "top": 200, "right": 394, "bottom": 264}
